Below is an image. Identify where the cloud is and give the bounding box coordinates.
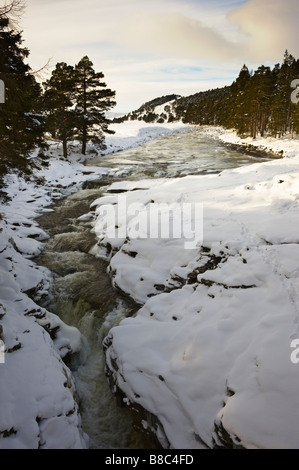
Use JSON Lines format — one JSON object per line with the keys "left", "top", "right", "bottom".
{"left": 114, "top": 12, "right": 242, "bottom": 61}
{"left": 109, "top": 0, "right": 299, "bottom": 63}
{"left": 23, "top": 0, "right": 244, "bottom": 65}
{"left": 22, "top": 0, "right": 245, "bottom": 113}
{"left": 228, "top": 0, "right": 299, "bottom": 61}
{"left": 21, "top": 0, "right": 299, "bottom": 112}
{"left": 23, "top": 0, "right": 299, "bottom": 68}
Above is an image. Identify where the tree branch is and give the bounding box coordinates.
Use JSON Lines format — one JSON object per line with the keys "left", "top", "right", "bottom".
{"left": 32, "top": 57, "right": 53, "bottom": 82}
{"left": 0, "top": 0, "right": 26, "bottom": 29}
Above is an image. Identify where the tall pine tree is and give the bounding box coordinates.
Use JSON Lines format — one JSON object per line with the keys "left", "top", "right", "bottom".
{"left": 270, "top": 51, "right": 295, "bottom": 136}
{"left": 0, "top": 12, "right": 44, "bottom": 180}
{"left": 228, "top": 65, "right": 252, "bottom": 135}
{"left": 43, "top": 63, "right": 77, "bottom": 159}
{"left": 74, "top": 56, "right": 116, "bottom": 155}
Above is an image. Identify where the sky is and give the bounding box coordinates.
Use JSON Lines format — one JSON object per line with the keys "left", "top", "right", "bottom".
{"left": 18, "top": 0, "right": 299, "bottom": 113}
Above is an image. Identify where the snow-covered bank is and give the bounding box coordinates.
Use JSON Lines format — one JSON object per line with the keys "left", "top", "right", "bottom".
{"left": 0, "top": 121, "right": 188, "bottom": 449}
{"left": 90, "top": 130, "right": 299, "bottom": 449}
{"left": 0, "top": 162, "right": 107, "bottom": 449}
{"left": 203, "top": 126, "right": 299, "bottom": 159}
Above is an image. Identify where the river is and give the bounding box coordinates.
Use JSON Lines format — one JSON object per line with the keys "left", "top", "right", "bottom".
{"left": 33, "top": 127, "right": 278, "bottom": 449}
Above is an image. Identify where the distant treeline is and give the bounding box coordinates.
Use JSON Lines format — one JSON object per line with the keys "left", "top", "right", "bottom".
{"left": 116, "top": 50, "right": 299, "bottom": 139}
{"left": 180, "top": 51, "right": 299, "bottom": 138}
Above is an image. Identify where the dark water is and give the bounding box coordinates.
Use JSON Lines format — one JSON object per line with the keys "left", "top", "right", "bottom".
{"left": 34, "top": 184, "right": 152, "bottom": 449}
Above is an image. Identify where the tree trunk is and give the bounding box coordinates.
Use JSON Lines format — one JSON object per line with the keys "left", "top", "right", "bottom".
{"left": 81, "top": 78, "right": 87, "bottom": 155}
{"left": 82, "top": 123, "right": 87, "bottom": 155}
{"left": 63, "top": 137, "right": 68, "bottom": 159}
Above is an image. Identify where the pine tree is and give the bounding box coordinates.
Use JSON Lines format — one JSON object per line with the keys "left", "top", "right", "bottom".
{"left": 43, "top": 63, "right": 77, "bottom": 159}
{"left": 283, "top": 49, "right": 295, "bottom": 67}
{"left": 228, "top": 65, "right": 252, "bottom": 135}
{"left": 74, "top": 56, "right": 116, "bottom": 155}
{"left": 270, "top": 51, "right": 296, "bottom": 136}
{"left": 252, "top": 66, "right": 274, "bottom": 137}
{"left": 0, "top": 15, "right": 44, "bottom": 180}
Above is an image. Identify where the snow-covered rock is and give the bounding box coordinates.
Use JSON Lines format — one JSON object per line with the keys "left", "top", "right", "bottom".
{"left": 0, "top": 146, "right": 111, "bottom": 449}
{"left": 0, "top": 216, "right": 88, "bottom": 448}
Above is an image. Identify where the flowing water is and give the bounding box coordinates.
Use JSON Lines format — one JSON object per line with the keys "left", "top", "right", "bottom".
{"left": 85, "top": 127, "right": 276, "bottom": 179}
{"left": 34, "top": 185, "right": 149, "bottom": 449}
{"left": 34, "top": 127, "right": 278, "bottom": 449}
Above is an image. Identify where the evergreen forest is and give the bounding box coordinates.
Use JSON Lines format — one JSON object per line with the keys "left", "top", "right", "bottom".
{"left": 180, "top": 52, "right": 299, "bottom": 138}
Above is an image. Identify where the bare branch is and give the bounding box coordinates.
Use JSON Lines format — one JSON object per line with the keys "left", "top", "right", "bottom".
{"left": 32, "top": 57, "right": 53, "bottom": 82}
{"left": 0, "top": 0, "right": 26, "bottom": 29}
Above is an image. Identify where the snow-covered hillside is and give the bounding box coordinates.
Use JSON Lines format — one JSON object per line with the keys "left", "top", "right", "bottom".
{"left": 119, "top": 95, "right": 181, "bottom": 124}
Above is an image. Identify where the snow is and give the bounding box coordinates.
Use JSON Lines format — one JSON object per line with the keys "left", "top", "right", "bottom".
{"left": 0, "top": 121, "right": 188, "bottom": 449}
{"left": 91, "top": 126, "right": 299, "bottom": 449}
{"left": 153, "top": 100, "right": 176, "bottom": 118}
{"left": 204, "top": 125, "right": 299, "bottom": 159}
{"left": 0, "top": 177, "right": 90, "bottom": 448}
{"left": 1, "top": 120, "right": 299, "bottom": 449}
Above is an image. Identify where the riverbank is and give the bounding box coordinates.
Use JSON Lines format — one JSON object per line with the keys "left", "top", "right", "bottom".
{"left": 0, "top": 122, "right": 299, "bottom": 448}
{"left": 204, "top": 125, "right": 299, "bottom": 158}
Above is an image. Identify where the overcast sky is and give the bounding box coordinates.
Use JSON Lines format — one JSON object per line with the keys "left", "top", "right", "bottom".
{"left": 20, "top": 0, "right": 299, "bottom": 113}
